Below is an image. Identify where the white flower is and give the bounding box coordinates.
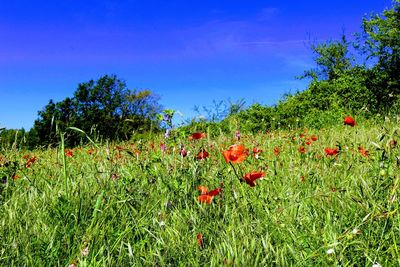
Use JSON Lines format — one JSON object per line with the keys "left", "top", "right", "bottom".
{"left": 372, "top": 263, "right": 382, "bottom": 267}
{"left": 81, "top": 245, "right": 89, "bottom": 257}
{"left": 326, "top": 248, "right": 335, "bottom": 255}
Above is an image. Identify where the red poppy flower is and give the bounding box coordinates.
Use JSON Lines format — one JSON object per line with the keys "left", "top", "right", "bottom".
{"left": 311, "top": 135, "right": 318, "bottom": 141}
{"left": 358, "top": 146, "right": 369, "bottom": 157}
{"left": 273, "top": 147, "right": 280, "bottom": 156}
{"left": 324, "top": 147, "right": 339, "bottom": 156}
{"left": 160, "top": 143, "right": 167, "bottom": 152}
{"left": 243, "top": 171, "right": 265, "bottom": 187}
{"left": 196, "top": 149, "right": 209, "bottom": 160}
{"left": 197, "top": 185, "right": 222, "bottom": 204}
{"left": 305, "top": 140, "right": 312, "bottom": 146}
{"left": 25, "top": 156, "right": 37, "bottom": 168}
{"left": 179, "top": 147, "right": 188, "bottom": 157}
{"left": 207, "top": 188, "right": 222, "bottom": 196}
{"left": 190, "top": 132, "right": 206, "bottom": 140}
{"left": 180, "top": 148, "right": 188, "bottom": 157}
{"left": 197, "top": 233, "right": 203, "bottom": 247}
{"left": 298, "top": 146, "right": 306, "bottom": 154}
{"left": 198, "top": 185, "right": 208, "bottom": 195}
{"left": 65, "top": 149, "right": 73, "bottom": 157}
{"left": 198, "top": 194, "right": 213, "bottom": 204}
{"left": 344, "top": 116, "right": 356, "bottom": 127}
{"left": 222, "top": 144, "right": 248, "bottom": 163}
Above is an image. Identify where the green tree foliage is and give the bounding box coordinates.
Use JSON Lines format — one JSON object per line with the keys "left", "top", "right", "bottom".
{"left": 357, "top": 1, "right": 400, "bottom": 111}
{"left": 233, "top": 1, "right": 400, "bottom": 132}
{"left": 301, "top": 34, "right": 352, "bottom": 81}
{"left": 28, "top": 74, "right": 162, "bottom": 147}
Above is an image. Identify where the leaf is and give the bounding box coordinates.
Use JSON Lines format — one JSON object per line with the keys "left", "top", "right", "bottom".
{"left": 362, "top": 212, "right": 372, "bottom": 222}
{"left": 370, "top": 142, "right": 382, "bottom": 150}
{"left": 67, "top": 127, "right": 99, "bottom": 148}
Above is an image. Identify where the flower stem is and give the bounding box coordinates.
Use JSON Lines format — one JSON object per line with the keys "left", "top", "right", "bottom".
{"left": 229, "top": 162, "right": 243, "bottom": 183}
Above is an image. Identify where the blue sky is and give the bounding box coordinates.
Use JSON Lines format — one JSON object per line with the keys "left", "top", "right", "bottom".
{"left": 0, "top": 0, "right": 394, "bottom": 129}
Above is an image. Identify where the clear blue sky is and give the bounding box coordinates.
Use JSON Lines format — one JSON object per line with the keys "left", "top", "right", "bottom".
{"left": 0, "top": 0, "right": 394, "bottom": 130}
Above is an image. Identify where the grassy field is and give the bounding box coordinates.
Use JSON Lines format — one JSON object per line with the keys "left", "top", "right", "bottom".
{"left": 1, "top": 117, "right": 399, "bottom": 266}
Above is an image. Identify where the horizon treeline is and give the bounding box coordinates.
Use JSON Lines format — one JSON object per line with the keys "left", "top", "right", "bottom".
{"left": 1, "top": 1, "right": 400, "bottom": 148}
{"left": 1, "top": 75, "right": 162, "bottom": 148}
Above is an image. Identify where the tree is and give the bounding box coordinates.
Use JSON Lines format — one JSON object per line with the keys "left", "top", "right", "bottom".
{"left": 28, "top": 75, "right": 162, "bottom": 147}
{"left": 357, "top": 1, "right": 400, "bottom": 110}
{"left": 30, "top": 100, "right": 58, "bottom": 147}
{"left": 301, "top": 34, "right": 352, "bottom": 81}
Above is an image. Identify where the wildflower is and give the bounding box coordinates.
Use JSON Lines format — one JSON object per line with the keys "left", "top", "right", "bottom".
{"left": 372, "top": 263, "right": 382, "bottom": 267}
{"left": 65, "top": 149, "right": 73, "bottom": 157}
{"left": 198, "top": 185, "right": 208, "bottom": 195}
{"left": 222, "top": 144, "right": 248, "bottom": 164}
{"left": 311, "top": 135, "right": 318, "bottom": 141}
{"left": 179, "top": 146, "right": 188, "bottom": 157}
{"left": 190, "top": 132, "right": 206, "bottom": 140}
{"left": 344, "top": 116, "right": 356, "bottom": 127}
{"left": 273, "top": 147, "right": 280, "bottom": 156}
{"left": 253, "top": 147, "right": 262, "bottom": 158}
{"left": 198, "top": 194, "right": 213, "bottom": 204}
{"left": 160, "top": 143, "right": 167, "bottom": 152}
{"left": 305, "top": 140, "right": 312, "bottom": 146}
{"left": 197, "top": 185, "right": 222, "bottom": 204}
{"left": 326, "top": 248, "right": 335, "bottom": 255}
{"left": 389, "top": 139, "right": 397, "bottom": 148}
{"left": 235, "top": 130, "right": 241, "bottom": 140}
{"left": 207, "top": 188, "right": 222, "bottom": 196}
{"left": 25, "top": 156, "right": 37, "bottom": 168}
{"left": 111, "top": 173, "right": 119, "bottom": 181}
{"left": 298, "top": 146, "right": 306, "bottom": 154}
{"left": 87, "top": 148, "right": 95, "bottom": 155}
{"left": 358, "top": 146, "right": 369, "bottom": 157}
{"left": 12, "top": 173, "right": 20, "bottom": 180}
{"left": 243, "top": 171, "right": 265, "bottom": 187}
{"left": 197, "top": 233, "right": 203, "bottom": 247}
{"left": 324, "top": 148, "right": 339, "bottom": 157}
{"left": 131, "top": 148, "right": 141, "bottom": 156}
{"left": 81, "top": 245, "right": 89, "bottom": 257}
{"left": 115, "top": 145, "right": 124, "bottom": 151}
{"left": 164, "top": 129, "right": 171, "bottom": 138}
{"left": 196, "top": 149, "right": 209, "bottom": 160}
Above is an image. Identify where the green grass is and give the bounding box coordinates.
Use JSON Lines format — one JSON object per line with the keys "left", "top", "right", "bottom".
{"left": 1, "top": 118, "right": 400, "bottom": 266}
